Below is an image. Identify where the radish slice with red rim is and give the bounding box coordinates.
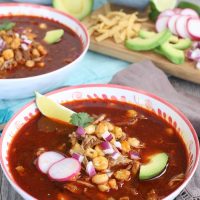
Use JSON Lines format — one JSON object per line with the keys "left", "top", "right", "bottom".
{"left": 48, "top": 158, "right": 81, "bottom": 181}
{"left": 176, "top": 16, "right": 191, "bottom": 38}
{"left": 173, "top": 8, "right": 182, "bottom": 14}
{"left": 181, "top": 8, "right": 199, "bottom": 18}
{"left": 156, "top": 16, "right": 169, "bottom": 32}
{"left": 187, "top": 18, "right": 200, "bottom": 40}
{"left": 36, "top": 151, "right": 65, "bottom": 174}
{"left": 159, "top": 9, "right": 175, "bottom": 18}
{"left": 168, "top": 15, "right": 180, "bottom": 35}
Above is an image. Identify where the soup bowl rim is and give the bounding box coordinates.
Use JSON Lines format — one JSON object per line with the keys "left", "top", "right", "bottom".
{"left": 0, "top": 2, "right": 89, "bottom": 82}
{"left": 0, "top": 84, "right": 199, "bottom": 200}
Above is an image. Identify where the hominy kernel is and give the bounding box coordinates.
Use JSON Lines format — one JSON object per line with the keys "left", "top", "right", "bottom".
{"left": 108, "top": 179, "right": 118, "bottom": 190}
{"left": 2, "top": 49, "right": 14, "bottom": 60}
{"left": 121, "top": 140, "right": 131, "bottom": 153}
{"left": 32, "top": 48, "right": 40, "bottom": 57}
{"left": 93, "top": 156, "right": 108, "bottom": 171}
{"left": 39, "top": 23, "right": 47, "bottom": 29}
{"left": 37, "top": 45, "right": 47, "bottom": 55}
{"left": 114, "top": 169, "right": 130, "bottom": 181}
{"left": 97, "top": 183, "right": 110, "bottom": 192}
{"left": 25, "top": 60, "right": 35, "bottom": 68}
{"left": 128, "top": 137, "right": 140, "bottom": 148}
{"left": 95, "top": 145, "right": 105, "bottom": 156}
{"left": 92, "top": 173, "right": 109, "bottom": 185}
{"left": 113, "top": 126, "right": 124, "bottom": 139}
{"left": 85, "top": 124, "right": 96, "bottom": 134}
{"left": 127, "top": 110, "right": 137, "bottom": 118}
{"left": 37, "top": 62, "right": 45, "bottom": 68}
{"left": 85, "top": 148, "right": 98, "bottom": 159}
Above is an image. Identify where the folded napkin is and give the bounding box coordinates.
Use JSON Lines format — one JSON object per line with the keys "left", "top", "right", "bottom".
{"left": 110, "top": 60, "right": 200, "bottom": 200}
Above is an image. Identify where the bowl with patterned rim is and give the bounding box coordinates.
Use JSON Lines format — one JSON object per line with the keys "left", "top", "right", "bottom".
{"left": 0, "top": 84, "right": 199, "bottom": 199}
{"left": 0, "top": 3, "right": 89, "bottom": 99}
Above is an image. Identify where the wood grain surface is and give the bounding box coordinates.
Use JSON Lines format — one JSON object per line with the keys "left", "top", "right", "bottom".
{"left": 83, "top": 4, "right": 200, "bottom": 84}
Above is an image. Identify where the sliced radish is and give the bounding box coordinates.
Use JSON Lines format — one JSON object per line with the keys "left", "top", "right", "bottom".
{"left": 168, "top": 15, "right": 180, "bottom": 35}
{"left": 173, "top": 8, "right": 182, "bottom": 14}
{"left": 37, "top": 151, "right": 65, "bottom": 174}
{"left": 187, "top": 18, "right": 200, "bottom": 40}
{"left": 176, "top": 16, "right": 191, "bottom": 38}
{"left": 48, "top": 158, "right": 81, "bottom": 182}
{"left": 181, "top": 8, "right": 199, "bottom": 18}
{"left": 156, "top": 16, "right": 169, "bottom": 32}
{"left": 159, "top": 9, "right": 175, "bottom": 18}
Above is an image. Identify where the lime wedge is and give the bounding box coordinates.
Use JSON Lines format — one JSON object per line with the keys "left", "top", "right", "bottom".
{"left": 35, "top": 92, "right": 75, "bottom": 124}
{"left": 150, "top": 0, "right": 177, "bottom": 12}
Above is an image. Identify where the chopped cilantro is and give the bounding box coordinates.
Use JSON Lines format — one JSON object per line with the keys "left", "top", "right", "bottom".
{"left": 70, "top": 112, "right": 93, "bottom": 127}
{"left": 0, "top": 21, "right": 16, "bottom": 31}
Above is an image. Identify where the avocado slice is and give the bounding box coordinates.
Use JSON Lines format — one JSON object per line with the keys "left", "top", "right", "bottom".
{"left": 125, "top": 29, "right": 171, "bottom": 51}
{"left": 156, "top": 42, "right": 185, "bottom": 64}
{"left": 172, "top": 38, "right": 192, "bottom": 50}
{"left": 139, "top": 30, "right": 179, "bottom": 44}
{"left": 53, "top": 0, "right": 94, "bottom": 20}
{"left": 44, "top": 29, "right": 64, "bottom": 44}
{"left": 139, "top": 152, "right": 168, "bottom": 181}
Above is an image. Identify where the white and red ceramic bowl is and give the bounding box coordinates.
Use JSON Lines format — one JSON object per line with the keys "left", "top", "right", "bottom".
{"left": 0, "top": 3, "right": 89, "bottom": 99}
{"left": 0, "top": 84, "right": 199, "bottom": 200}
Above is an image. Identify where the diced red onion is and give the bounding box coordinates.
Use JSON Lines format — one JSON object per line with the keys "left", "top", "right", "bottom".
{"left": 21, "top": 35, "right": 32, "bottom": 45}
{"left": 102, "top": 131, "right": 113, "bottom": 142}
{"left": 21, "top": 35, "right": 28, "bottom": 40}
{"left": 72, "top": 153, "right": 84, "bottom": 163}
{"left": 23, "top": 39, "right": 32, "bottom": 45}
{"left": 76, "top": 126, "right": 85, "bottom": 137}
{"left": 111, "top": 151, "right": 120, "bottom": 160}
{"left": 86, "top": 161, "right": 96, "bottom": 177}
{"left": 0, "top": 37, "right": 5, "bottom": 53}
{"left": 187, "top": 50, "right": 193, "bottom": 60}
{"left": 130, "top": 151, "right": 141, "bottom": 160}
{"left": 114, "top": 141, "right": 122, "bottom": 150}
{"left": 192, "top": 41, "right": 200, "bottom": 49}
{"left": 21, "top": 43, "right": 29, "bottom": 51}
{"left": 187, "top": 48, "right": 200, "bottom": 61}
{"left": 101, "top": 141, "right": 114, "bottom": 154}
{"left": 107, "top": 171, "right": 114, "bottom": 177}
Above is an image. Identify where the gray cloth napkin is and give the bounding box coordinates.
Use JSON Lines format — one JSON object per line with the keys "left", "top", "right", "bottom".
{"left": 110, "top": 60, "right": 200, "bottom": 200}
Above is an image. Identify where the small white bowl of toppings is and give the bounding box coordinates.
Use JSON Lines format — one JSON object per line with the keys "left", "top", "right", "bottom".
{"left": 0, "top": 3, "right": 89, "bottom": 99}
{"left": 0, "top": 84, "right": 199, "bottom": 200}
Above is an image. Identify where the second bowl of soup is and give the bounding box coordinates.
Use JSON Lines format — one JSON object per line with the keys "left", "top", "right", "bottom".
{"left": 0, "top": 3, "right": 89, "bottom": 99}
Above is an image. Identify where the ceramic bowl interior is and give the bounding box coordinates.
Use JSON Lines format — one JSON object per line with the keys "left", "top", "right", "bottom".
{"left": 0, "top": 3, "right": 89, "bottom": 99}
{"left": 0, "top": 84, "right": 199, "bottom": 200}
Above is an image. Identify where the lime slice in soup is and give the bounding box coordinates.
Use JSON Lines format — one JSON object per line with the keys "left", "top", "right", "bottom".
{"left": 35, "top": 92, "right": 75, "bottom": 124}
{"left": 53, "top": 0, "right": 94, "bottom": 20}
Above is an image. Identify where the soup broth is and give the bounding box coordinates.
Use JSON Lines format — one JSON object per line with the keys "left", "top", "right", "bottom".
{"left": 8, "top": 99, "right": 188, "bottom": 200}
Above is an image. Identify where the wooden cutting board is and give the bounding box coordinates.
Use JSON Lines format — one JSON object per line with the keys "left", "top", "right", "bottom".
{"left": 83, "top": 4, "right": 200, "bottom": 84}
